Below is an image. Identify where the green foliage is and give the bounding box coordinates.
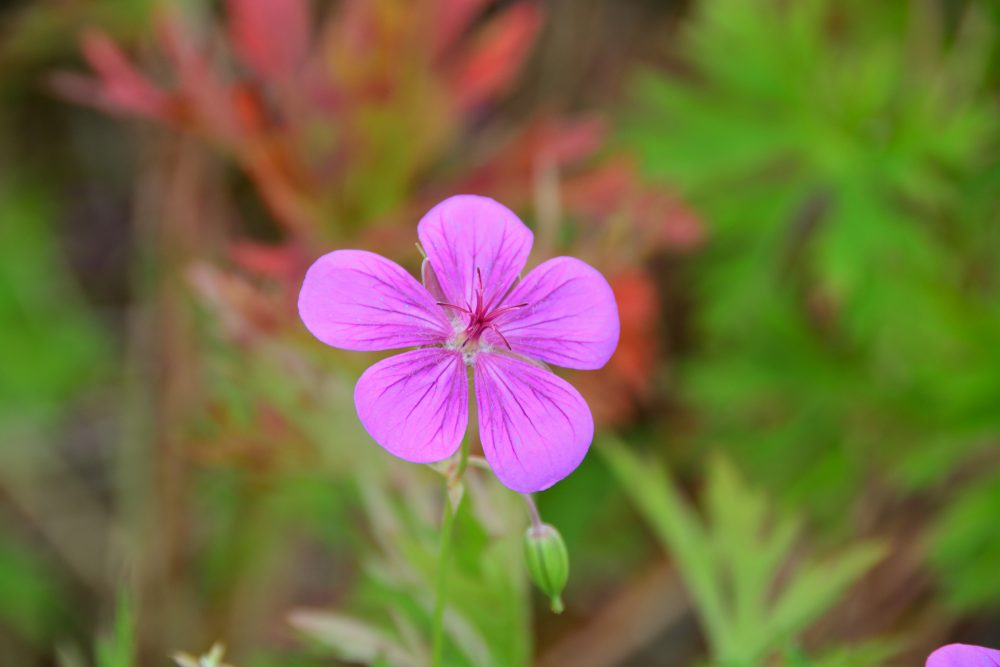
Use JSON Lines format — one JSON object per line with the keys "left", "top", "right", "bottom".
{"left": 291, "top": 471, "right": 530, "bottom": 667}
{"left": 929, "top": 470, "right": 1000, "bottom": 609}
{"left": 0, "top": 538, "right": 65, "bottom": 645}
{"left": 0, "top": 0, "right": 154, "bottom": 74}
{"left": 96, "top": 593, "right": 136, "bottom": 667}
{"left": 766, "top": 643, "right": 897, "bottom": 667}
{"left": 0, "top": 180, "right": 110, "bottom": 654}
{"left": 626, "top": 0, "right": 1000, "bottom": 607}
{"left": 0, "top": 185, "right": 108, "bottom": 424}
{"left": 604, "top": 439, "right": 885, "bottom": 666}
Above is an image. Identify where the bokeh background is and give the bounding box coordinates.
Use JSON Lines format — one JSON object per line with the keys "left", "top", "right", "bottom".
{"left": 2, "top": 0, "right": 999, "bottom": 665}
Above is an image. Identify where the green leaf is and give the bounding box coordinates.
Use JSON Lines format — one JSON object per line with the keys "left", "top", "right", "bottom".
{"left": 289, "top": 611, "right": 421, "bottom": 667}
{"left": 604, "top": 439, "right": 884, "bottom": 665}
{"left": 96, "top": 591, "right": 135, "bottom": 667}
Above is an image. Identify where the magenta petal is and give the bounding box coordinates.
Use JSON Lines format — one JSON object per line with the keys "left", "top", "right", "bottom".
{"left": 474, "top": 352, "right": 594, "bottom": 493}
{"left": 927, "top": 644, "right": 1000, "bottom": 667}
{"left": 417, "top": 195, "right": 533, "bottom": 311}
{"left": 298, "top": 250, "right": 452, "bottom": 351}
{"left": 355, "top": 348, "right": 468, "bottom": 463}
{"left": 493, "top": 257, "right": 620, "bottom": 370}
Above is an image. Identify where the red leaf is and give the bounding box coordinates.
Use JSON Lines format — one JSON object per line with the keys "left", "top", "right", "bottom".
{"left": 449, "top": 3, "right": 542, "bottom": 111}
{"left": 533, "top": 116, "right": 607, "bottom": 166}
{"left": 608, "top": 269, "right": 660, "bottom": 396}
{"left": 572, "top": 269, "right": 661, "bottom": 427}
{"left": 156, "top": 12, "right": 242, "bottom": 143}
{"left": 453, "top": 116, "right": 605, "bottom": 200}
{"left": 74, "top": 29, "right": 172, "bottom": 119}
{"left": 562, "top": 157, "right": 706, "bottom": 253}
{"left": 431, "top": 0, "right": 492, "bottom": 58}
{"left": 229, "top": 241, "right": 302, "bottom": 280}
{"left": 227, "top": 0, "right": 311, "bottom": 82}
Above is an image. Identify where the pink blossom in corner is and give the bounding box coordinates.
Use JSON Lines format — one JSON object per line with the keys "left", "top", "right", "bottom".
{"left": 928, "top": 644, "right": 1000, "bottom": 666}
{"left": 298, "top": 195, "right": 620, "bottom": 493}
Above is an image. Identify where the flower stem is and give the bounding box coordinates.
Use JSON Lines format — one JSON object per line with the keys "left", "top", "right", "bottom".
{"left": 430, "top": 436, "right": 470, "bottom": 667}
{"left": 522, "top": 493, "right": 543, "bottom": 530}
{"left": 429, "top": 495, "right": 456, "bottom": 667}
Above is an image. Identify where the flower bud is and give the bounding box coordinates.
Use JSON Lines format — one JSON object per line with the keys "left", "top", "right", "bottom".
{"left": 523, "top": 523, "right": 569, "bottom": 613}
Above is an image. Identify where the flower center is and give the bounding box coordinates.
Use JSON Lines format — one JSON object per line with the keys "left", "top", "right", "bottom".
{"left": 437, "top": 268, "right": 527, "bottom": 351}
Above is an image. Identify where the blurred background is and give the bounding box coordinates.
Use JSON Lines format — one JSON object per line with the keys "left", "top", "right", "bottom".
{"left": 1, "top": 0, "right": 999, "bottom": 665}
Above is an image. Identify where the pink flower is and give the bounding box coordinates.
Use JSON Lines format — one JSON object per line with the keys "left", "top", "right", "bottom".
{"left": 298, "top": 195, "right": 620, "bottom": 492}
{"left": 928, "top": 644, "right": 1000, "bottom": 666}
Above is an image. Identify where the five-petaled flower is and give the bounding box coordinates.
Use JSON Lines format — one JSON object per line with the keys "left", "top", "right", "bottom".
{"left": 927, "top": 644, "right": 1000, "bottom": 666}
{"left": 298, "top": 195, "right": 620, "bottom": 492}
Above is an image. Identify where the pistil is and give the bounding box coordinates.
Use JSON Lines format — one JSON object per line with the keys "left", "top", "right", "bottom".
{"left": 435, "top": 268, "right": 527, "bottom": 350}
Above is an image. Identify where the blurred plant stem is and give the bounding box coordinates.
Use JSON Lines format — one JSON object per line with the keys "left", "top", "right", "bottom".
{"left": 430, "top": 434, "right": 471, "bottom": 667}
{"left": 124, "top": 133, "right": 229, "bottom": 658}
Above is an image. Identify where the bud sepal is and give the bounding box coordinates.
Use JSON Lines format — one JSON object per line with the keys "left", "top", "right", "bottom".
{"left": 524, "top": 523, "right": 569, "bottom": 614}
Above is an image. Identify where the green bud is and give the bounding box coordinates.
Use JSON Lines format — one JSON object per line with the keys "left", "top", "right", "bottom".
{"left": 524, "top": 523, "right": 569, "bottom": 613}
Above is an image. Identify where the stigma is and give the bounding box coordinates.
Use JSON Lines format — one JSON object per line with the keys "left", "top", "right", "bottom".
{"left": 437, "top": 268, "right": 527, "bottom": 355}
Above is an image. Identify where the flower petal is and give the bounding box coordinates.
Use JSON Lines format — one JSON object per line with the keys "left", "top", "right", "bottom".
{"left": 493, "top": 257, "right": 620, "bottom": 370}
{"left": 474, "top": 352, "right": 594, "bottom": 493}
{"left": 355, "top": 348, "right": 468, "bottom": 463}
{"left": 299, "top": 250, "right": 452, "bottom": 351}
{"left": 927, "top": 644, "right": 1000, "bottom": 667}
{"left": 417, "top": 195, "right": 532, "bottom": 311}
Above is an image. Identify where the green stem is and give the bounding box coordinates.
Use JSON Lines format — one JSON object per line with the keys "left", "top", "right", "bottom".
{"left": 522, "top": 493, "right": 543, "bottom": 529}
{"left": 455, "top": 434, "right": 471, "bottom": 479}
{"left": 430, "top": 436, "right": 470, "bottom": 667}
{"left": 429, "top": 495, "right": 456, "bottom": 667}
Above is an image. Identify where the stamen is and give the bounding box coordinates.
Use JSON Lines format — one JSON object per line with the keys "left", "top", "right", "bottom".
{"left": 486, "top": 303, "right": 528, "bottom": 321}
{"left": 437, "top": 301, "right": 470, "bottom": 315}
{"left": 447, "top": 266, "right": 530, "bottom": 352}
{"left": 489, "top": 325, "right": 513, "bottom": 351}
{"left": 474, "top": 267, "right": 484, "bottom": 316}
{"left": 485, "top": 275, "right": 520, "bottom": 312}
